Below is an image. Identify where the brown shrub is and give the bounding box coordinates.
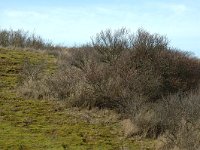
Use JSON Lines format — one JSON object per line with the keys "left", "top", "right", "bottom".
{"left": 155, "top": 88, "right": 200, "bottom": 149}
{"left": 20, "top": 28, "right": 199, "bottom": 112}
{"left": 18, "top": 60, "right": 84, "bottom": 101}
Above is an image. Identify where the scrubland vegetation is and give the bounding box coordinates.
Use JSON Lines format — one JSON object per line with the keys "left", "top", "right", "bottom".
{"left": 1, "top": 28, "right": 200, "bottom": 149}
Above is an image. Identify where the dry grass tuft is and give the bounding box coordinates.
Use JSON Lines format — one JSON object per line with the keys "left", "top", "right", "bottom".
{"left": 121, "top": 119, "right": 140, "bottom": 138}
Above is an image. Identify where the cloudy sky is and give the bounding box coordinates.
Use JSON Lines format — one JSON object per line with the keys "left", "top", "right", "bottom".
{"left": 0, "top": 0, "right": 200, "bottom": 56}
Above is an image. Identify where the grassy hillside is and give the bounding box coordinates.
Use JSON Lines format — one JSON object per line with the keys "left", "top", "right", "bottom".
{"left": 1, "top": 28, "right": 200, "bottom": 150}
{"left": 0, "top": 48, "right": 155, "bottom": 149}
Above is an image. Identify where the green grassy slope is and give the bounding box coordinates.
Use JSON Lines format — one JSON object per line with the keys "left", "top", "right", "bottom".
{"left": 0, "top": 48, "right": 155, "bottom": 150}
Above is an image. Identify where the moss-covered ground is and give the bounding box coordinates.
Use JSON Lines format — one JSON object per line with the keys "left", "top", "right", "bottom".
{"left": 0, "top": 48, "right": 155, "bottom": 149}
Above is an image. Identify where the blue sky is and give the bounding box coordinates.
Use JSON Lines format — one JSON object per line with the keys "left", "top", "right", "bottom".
{"left": 0, "top": 0, "right": 200, "bottom": 57}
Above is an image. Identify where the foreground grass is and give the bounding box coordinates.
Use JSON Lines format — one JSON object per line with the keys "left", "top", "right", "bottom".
{"left": 0, "top": 48, "right": 155, "bottom": 149}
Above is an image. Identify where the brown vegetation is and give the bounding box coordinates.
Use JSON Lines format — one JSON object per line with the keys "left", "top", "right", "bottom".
{"left": 3, "top": 28, "right": 200, "bottom": 149}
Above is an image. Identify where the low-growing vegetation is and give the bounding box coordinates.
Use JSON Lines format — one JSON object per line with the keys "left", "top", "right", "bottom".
{"left": 1, "top": 28, "right": 200, "bottom": 149}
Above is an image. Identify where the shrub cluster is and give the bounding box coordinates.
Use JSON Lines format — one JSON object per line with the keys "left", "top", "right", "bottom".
{"left": 155, "top": 90, "right": 200, "bottom": 149}
{"left": 66, "top": 29, "right": 200, "bottom": 108}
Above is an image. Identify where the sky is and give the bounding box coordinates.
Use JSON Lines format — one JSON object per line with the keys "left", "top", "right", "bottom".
{"left": 0, "top": 0, "right": 200, "bottom": 57}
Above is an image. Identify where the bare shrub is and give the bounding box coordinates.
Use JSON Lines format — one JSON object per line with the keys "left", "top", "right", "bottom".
{"left": 67, "top": 45, "right": 98, "bottom": 72}
{"left": 18, "top": 60, "right": 84, "bottom": 101}
{"left": 45, "top": 68, "right": 84, "bottom": 101}
{"left": 126, "top": 88, "right": 200, "bottom": 148}
{"left": 0, "top": 30, "right": 10, "bottom": 47}
{"left": 17, "top": 58, "right": 48, "bottom": 99}
{"left": 92, "top": 28, "right": 133, "bottom": 64}
{"left": 0, "top": 28, "right": 60, "bottom": 50}
{"left": 19, "top": 58, "right": 46, "bottom": 82}
{"left": 154, "top": 50, "right": 200, "bottom": 95}
{"left": 156, "top": 89, "right": 200, "bottom": 150}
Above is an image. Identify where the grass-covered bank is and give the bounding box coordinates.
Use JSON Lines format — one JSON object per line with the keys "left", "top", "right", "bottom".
{"left": 0, "top": 48, "right": 155, "bottom": 149}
